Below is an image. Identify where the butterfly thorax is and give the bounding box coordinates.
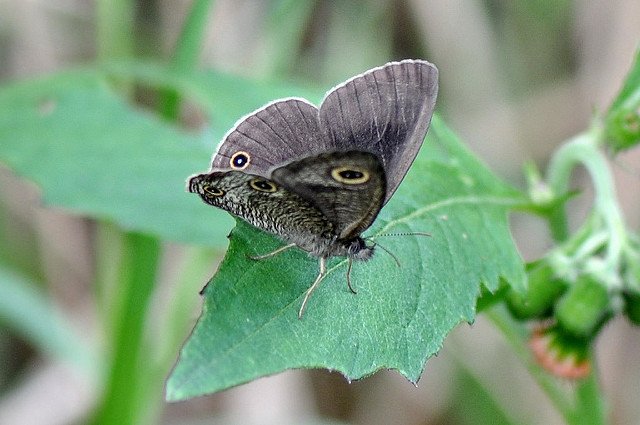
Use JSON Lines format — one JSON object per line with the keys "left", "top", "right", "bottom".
{"left": 340, "top": 236, "right": 374, "bottom": 261}
{"left": 306, "top": 235, "right": 374, "bottom": 260}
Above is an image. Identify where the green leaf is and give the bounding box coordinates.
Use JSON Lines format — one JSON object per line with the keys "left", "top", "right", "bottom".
{"left": 0, "top": 70, "right": 232, "bottom": 246}
{"left": 605, "top": 48, "right": 640, "bottom": 152}
{"left": 166, "top": 116, "right": 527, "bottom": 400}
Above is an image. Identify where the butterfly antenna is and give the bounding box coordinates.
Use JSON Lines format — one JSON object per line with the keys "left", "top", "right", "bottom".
{"left": 367, "top": 239, "right": 401, "bottom": 268}
{"left": 372, "top": 232, "right": 432, "bottom": 238}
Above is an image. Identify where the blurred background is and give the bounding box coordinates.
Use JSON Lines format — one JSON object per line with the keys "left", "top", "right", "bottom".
{"left": 1, "top": 0, "right": 640, "bottom": 424}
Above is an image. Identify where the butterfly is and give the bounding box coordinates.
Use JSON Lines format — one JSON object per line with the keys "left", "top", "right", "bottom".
{"left": 189, "top": 59, "right": 438, "bottom": 317}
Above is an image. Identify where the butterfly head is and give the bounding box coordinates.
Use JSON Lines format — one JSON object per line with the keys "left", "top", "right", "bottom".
{"left": 187, "top": 172, "right": 229, "bottom": 207}
{"left": 187, "top": 173, "right": 205, "bottom": 195}
{"left": 344, "top": 237, "right": 374, "bottom": 261}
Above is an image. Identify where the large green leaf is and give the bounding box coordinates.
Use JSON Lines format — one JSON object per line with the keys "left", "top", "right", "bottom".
{"left": 166, "top": 116, "right": 527, "bottom": 400}
{"left": 0, "top": 70, "right": 232, "bottom": 245}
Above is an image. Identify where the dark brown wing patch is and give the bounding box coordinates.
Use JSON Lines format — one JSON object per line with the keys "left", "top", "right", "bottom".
{"left": 271, "top": 151, "right": 386, "bottom": 240}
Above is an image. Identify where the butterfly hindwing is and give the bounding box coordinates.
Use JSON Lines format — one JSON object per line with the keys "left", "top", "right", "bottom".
{"left": 271, "top": 151, "right": 386, "bottom": 240}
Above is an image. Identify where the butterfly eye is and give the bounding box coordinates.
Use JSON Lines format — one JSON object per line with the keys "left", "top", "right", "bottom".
{"left": 249, "top": 178, "right": 277, "bottom": 193}
{"left": 230, "top": 151, "right": 250, "bottom": 170}
{"left": 330, "top": 166, "right": 370, "bottom": 184}
{"left": 203, "top": 186, "right": 225, "bottom": 197}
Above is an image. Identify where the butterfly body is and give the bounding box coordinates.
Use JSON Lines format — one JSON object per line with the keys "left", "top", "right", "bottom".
{"left": 189, "top": 59, "right": 438, "bottom": 316}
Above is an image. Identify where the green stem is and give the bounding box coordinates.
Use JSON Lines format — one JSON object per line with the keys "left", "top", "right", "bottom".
{"left": 260, "top": 0, "right": 317, "bottom": 76}
{"left": 94, "top": 2, "right": 150, "bottom": 423}
{"left": 548, "top": 204, "right": 570, "bottom": 242}
{"left": 171, "top": 0, "right": 216, "bottom": 69}
{"left": 96, "top": 0, "right": 135, "bottom": 60}
{"left": 547, "top": 127, "right": 626, "bottom": 287}
{"left": 91, "top": 233, "right": 161, "bottom": 425}
{"left": 92, "top": 1, "right": 216, "bottom": 423}
{"left": 159, "top": 0, "right": 217, "bottom": 120}
{"left": 94, "top": 222, "right": 125, "bottom": 337}
{"left": 545, "top": 132, "right": 597, "bottom": 242}
{"left": 135, "top": 1, "right": 219, "bottom": 418}
{"left": 569, "top": 359, "right": 608, "bottom": 425}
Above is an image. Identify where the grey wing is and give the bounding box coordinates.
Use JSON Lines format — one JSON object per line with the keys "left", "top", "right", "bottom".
{"left": 211, "top": 98, "right": 331, "bottom": 176}
{"left": 271, "top": 151, "right": 386, "bottom": 240}
{"left": 318, "top": 59, "right": 438, "bottom": 204}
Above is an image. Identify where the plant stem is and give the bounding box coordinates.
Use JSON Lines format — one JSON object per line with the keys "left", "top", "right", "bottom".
{"left": 545, "top": 132, "right": 599, "bottom": 243}
{"left": 142, "top": 0, "right": 219, "bottom": 416}
{"left": 547, "top": 127, "right": 627, "bottom": 287}
{"left": 94, "top": 222, "right": 125, "bottom": 337}
{"left": 548, "top": 204, "right": 570, "bottom": 242}
{"left": 568, "top": 358, "right": 608, "bottom": 425}
{"left": 159, "top": 0, "right": 217, "bottom": 120}
{"left": 96, "top": 0, "right": 135, "bottom": 60}
{"left": 91, "top": 233, "right": 161, "bottom": 425}
{"left": 94, "top": 2, "right": 166, "bottom": 424}
{"left": 260, "top": 0, "right": 317, "bottom": 76}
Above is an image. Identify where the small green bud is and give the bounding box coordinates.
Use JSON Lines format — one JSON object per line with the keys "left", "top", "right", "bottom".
{"left": 555, "top": 274, "right": 610, "bottom": 338}
{"left": 606, "top": 108, "right": 640, "bottom": 152}
{"left": 506, "top": 262, "right": 567, "bottom": 320}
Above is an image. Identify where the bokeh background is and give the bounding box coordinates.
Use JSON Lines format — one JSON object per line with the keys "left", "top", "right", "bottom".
{"left": 1, "top": 0, "right": 640, "bottom": 424}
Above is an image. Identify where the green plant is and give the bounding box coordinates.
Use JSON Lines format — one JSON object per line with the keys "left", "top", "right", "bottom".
{"left": 0, "top": 1, "right": 639, "bottom": 425}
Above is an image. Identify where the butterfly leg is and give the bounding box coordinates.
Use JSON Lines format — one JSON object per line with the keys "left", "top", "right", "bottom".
{"left": 346, "top": 258, "right": 357, "bottom": 294}
{"left": 249, "top": 243, "right": 297, "bottom": 260}
{"left": 298, "top": 257, "right": 327, "bottom": 319}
